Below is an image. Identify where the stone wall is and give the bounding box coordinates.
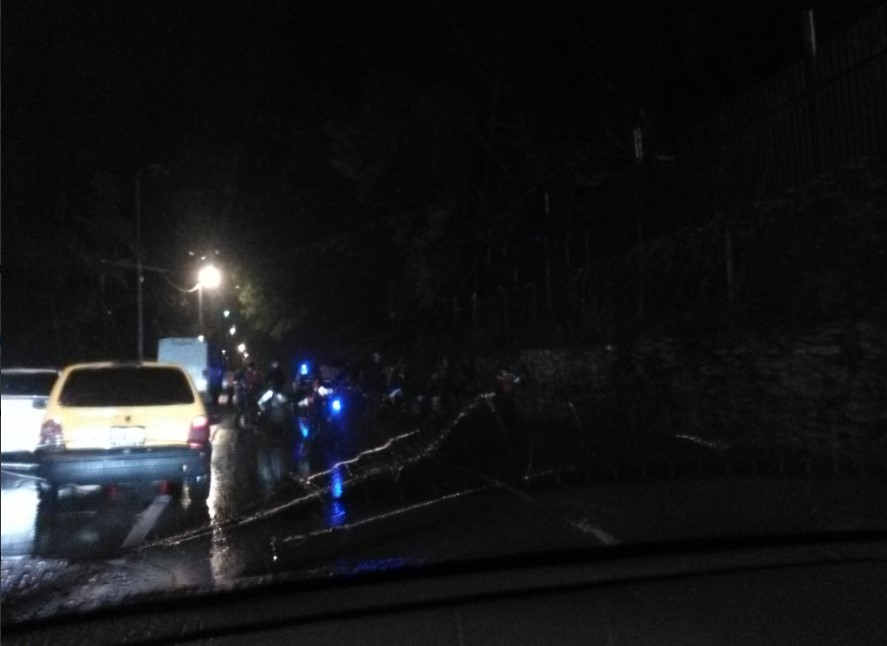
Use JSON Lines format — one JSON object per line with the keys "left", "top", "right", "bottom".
{"left": 512, "top": 320, "right": 887, "bottom": 468}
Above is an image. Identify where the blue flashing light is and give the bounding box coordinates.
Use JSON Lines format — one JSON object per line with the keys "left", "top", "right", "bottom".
{"left": 331, "top": 467, "right": 344, "bottom": 500}
{"left": 331, "top": 398, "right": 342, "bottom": 414}
{"left": 299, "top": 362, "right": 309, "bottom": 376}
{"left": 298, "top": 418, "right": 310, "bottom": 439}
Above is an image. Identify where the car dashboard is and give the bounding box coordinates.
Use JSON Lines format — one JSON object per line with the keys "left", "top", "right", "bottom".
{"left": 4, "top": 534, "right": 886, "bottom": 645}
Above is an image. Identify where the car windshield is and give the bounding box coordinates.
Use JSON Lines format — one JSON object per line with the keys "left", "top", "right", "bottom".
{"left": 1, "top": 372, "right": 57, "bottom": 397}
{"left": 2, "top": 0, "right": 885, "bottom": 637}
{"left": 58, "top": 367, "right": 195, "bottom": 407}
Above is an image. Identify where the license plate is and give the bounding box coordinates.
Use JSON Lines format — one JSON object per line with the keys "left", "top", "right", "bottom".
{"left": 109, "top": 426, "right": 145, "bottom": 447}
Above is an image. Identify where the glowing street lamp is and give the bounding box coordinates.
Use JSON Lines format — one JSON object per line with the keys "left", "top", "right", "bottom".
{"left": 198, "top": 264, "right": 221, "bottom": 289}
{"left": 197, "top": 264, "right": 222, "bottom": 335}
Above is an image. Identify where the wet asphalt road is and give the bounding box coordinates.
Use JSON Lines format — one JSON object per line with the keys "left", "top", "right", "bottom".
{"left": 0, "top": 398, "right": 580, "bottom": 622}
{"left": 0, "top": 389, "right": 534, "bottom": 568}
{"left": 5, "top": 399, "right": 887, "bottom": 624}
{"left": 0, "top": 406, "right": 362, "bottom": 562}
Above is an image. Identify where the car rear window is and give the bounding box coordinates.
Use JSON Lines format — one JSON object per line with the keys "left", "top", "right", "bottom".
{"left": 59, "top": 367, "right": 195, "bottom": 407}
{"left": 1, "top": 372, "right": 58, "bottom": 396}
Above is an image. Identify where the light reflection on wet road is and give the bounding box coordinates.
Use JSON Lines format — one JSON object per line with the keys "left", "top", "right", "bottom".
{"left": 1, "top": 390, "right": 530, "bottom": 588}
{"left": 5, "top": 394, "right": 886, "bottom": 624}
{"left": 0, "top": 408, "right": 370, "bottom": 562}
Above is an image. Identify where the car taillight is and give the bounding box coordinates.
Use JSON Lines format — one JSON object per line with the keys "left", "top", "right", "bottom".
{"left": 40, "top": 419, "right": 64, "bottom": 448}
{"left": 188, "top": 415, "right": 210, "bottom": 448}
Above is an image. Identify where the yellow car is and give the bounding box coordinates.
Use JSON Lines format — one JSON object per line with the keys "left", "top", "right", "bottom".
{"left": 36, "top": 362, "right": 212, "bottom": 503}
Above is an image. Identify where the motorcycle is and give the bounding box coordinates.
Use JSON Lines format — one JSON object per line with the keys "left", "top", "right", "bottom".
{"left": 234, "top": 379, "right": 293, "bottom": 433}
{"left": 256, "top": 387, "right": 292, "bottom": 426}
{"left": 377, "top": 383, "right": 434, "bottom": 421}
{"left": 296, "top": 378, "right": 345, "bottom": 447}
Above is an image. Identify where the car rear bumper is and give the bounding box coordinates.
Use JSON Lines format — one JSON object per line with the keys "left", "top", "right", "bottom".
{"left": 36, "top": 446, "right": 211, "bottom": 486}
{"left": 0, "top": 451, "right": 40, "bottom": 472}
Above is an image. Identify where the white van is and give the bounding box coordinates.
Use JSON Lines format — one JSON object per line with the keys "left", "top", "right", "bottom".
{"left": 157, "top": 337, "right": 223, "bottom": 404}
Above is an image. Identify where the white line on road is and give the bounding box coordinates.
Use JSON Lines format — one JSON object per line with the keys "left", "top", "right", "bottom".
{"left": 122, "top": 495, "right": 171, "bottom": 550}
{"left": 484, "top": 476, "right": 620, "bottom": 546}
{"left": 478, "top": 475, "right": 536, "bottom": 504}
{"left": 282, "top": 485, "right": 494, "bottom": 545}
{"left": 674, "top": 433, "right": 730, "bottom": 452}
{"left": 566, "top": 517, "right": 620, "bottom": 545}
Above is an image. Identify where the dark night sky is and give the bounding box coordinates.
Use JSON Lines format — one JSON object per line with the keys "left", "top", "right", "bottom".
{"left": 1, "top": 0, "right": 879, "bottom": 363}
{"left": 6, "top": 1, "right": 876, "bottom": 161}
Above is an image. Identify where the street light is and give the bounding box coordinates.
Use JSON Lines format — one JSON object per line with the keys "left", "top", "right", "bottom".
{"left": 197, "top": 264, "right": 222, "bottom": 335}
{"left": 198, "top": 264, "right": 221, "bottom": 289}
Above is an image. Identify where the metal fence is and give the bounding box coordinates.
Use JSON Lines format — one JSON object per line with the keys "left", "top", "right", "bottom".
{"left": 388, "top": 8, "right": 887, "bottom": 352}
{"left": 686, "top": 5, "right": 887, "bottom": 206}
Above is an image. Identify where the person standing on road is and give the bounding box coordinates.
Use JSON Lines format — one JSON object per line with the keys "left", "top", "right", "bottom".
{"left": 224, "top": 367, "right": 237, "bottom": 408}
{"left": 232, "top": 361, "right": 261, "bottom": 414}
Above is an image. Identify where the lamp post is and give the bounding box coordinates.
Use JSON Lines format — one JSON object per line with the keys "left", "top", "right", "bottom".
{"left": 197, "top": 264, "right": 222, "bottom": 336}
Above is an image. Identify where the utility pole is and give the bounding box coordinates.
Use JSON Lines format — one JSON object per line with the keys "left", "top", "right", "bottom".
{"left": 198, "top": 284, "right": 204, "bottom": 336}
{"left": 802, "top": 9, "right": 821, "bottom": 174}
{"left": 135, "top": 174, "right": 144, "bottom": 361}
{"left": 133, "top": 164, "right": 169, "bottom": 360}
{"left": 633, "top": 124, "right": 645, "bottom": 317}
